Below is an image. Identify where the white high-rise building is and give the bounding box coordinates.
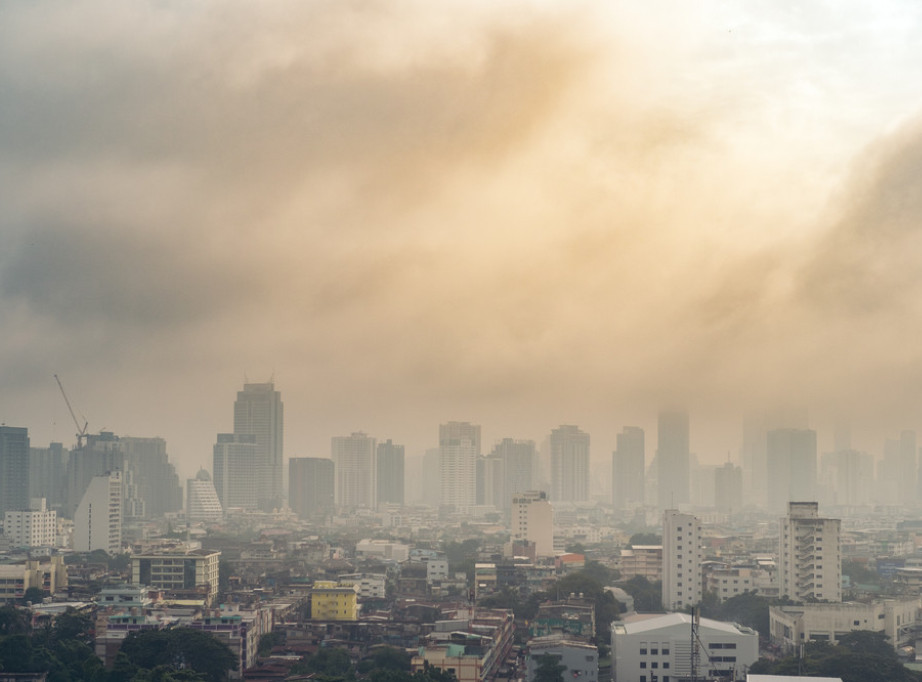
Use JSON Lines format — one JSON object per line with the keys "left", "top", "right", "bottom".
{"left": 439, "top": 422, "right": 480, "bottom": 513}
{"left": 662, "top": 509, "right": 702, "bottom": 611}
{"left": 779, "top": 501, "right": 841, "bottom": 602}
{"left": 332, "top": 432, "right": 376, "bottom": 509}
{"left": 510, "top": 490, "right": 553, "bottom": 557}
{"left": 3, "top": 498, "right": 57, "bottom": 548}
{"left": 186, "top": 469, "right": 223, "bottom": 523}
{"left": 73, "top": 471, "right": 122, "bottom": 554}
{"left": 233, "top": 381, "right": 284, "bottom": 511}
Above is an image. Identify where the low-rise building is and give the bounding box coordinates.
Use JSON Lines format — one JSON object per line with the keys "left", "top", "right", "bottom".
{"left": 0, "top": 556, "right": 67, "bottom": 602}
{"left": 337, "top": 573, "right": 386, "bottom": 600}
{"left": 355, "top": 539, "right": 409, "bottom": 562}
{"left": 619, "top": 546, "right": 663, "bottom": 582}
{"left": 130, "top": 549, "right": 221, "bottom": 605}
{"left": 526, "top": 635, "right": 598, "bottom": 682}
{"left": 310, "top": 581, "right": 359, "bottom": 620}
{"left": 412, "top": 608, "right": 514, "bottom": 682}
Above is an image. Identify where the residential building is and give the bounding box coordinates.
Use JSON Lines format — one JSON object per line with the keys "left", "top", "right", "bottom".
{"left": 656, "top": 410, "right": 690, "bottom": 510}
{"left": 411, "top": 608, "right": 514, "bottom": 682}
{"left": 489, "top": 438, "right": 535, "bottom": 514}
{"left": 338, "top": 573, "right": 387, "bottom": 599}
{"left": 549, "top": 425, "right": 590, "bottom": 503}
{"left": 289, "top": 457, "right": 335, "bottom": 518}
{"left": 0, "top": 426, "right": 30, "bottom": 516}
{"left": 619, "top": 546, "right": 663, "bottom": 582}
{"left": 714, "top": 462, "right": 742, "bottom": 515}
{"left": 662, "top": 510, "right": 702, "bottom": 611}
{"left": 526, "top": 636, "right": 598, "bottom": 682}
{"left": 3, "top": 498, "right": 56, "bottom": 548}
{"left": 509, "top": 491, "right": 553, "bottom": 558}
{"left": 0, "top": 556, "right": 67, "bottom": 603}
{"left": 233, "top": 381, "right": 284, "bottom": 511}
{"left": 213, "top": 433, "right": 260, "bottom": 510}
{"left": 186, "top": 469, "right": 224, "bottom": 522}
{"left": 440, "top": 422, "right": 481, "bottom": 513}
{"left": 612, "top": 426, "right": 645, "bottom": 510}
{"left": 332, "top": 432, "right": 376, "bottom": 509}
{"left": 310, "top": 580, "right": 359, "bottom": 620}
{"left": 376, "top": 439, "right": 405, "bottom": 507}
{"left": 29, "top": 442, "right": 66, "bottom": 513}
{"left": 130, "top": 548, "right": 221, "bottom": 605}
{"left": 119, "top": 436, "right": 182, "bottom": 519}
{"left": 73, "top": 470, "right": 122, "bottom": 554}
{"left": 778, "top": 502, "right": 841, "bottom": 602}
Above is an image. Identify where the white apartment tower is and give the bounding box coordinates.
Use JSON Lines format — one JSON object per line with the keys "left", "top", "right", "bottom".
{"left": 510, "top": 490, "right": 554, "bottom": 557}
{"left": 662, "top": 509, "right": 702, "bottom": 611}
{"left": 439, "top": 422, "right": 480, "bottom": 514}
{"left": 332, "top": 432, "right": 377, "bottom": 508}
{"left": 73, "top": 471, "right": 122, "bottom": 554}
{"left": 3, "top": 498, "right": 57, "bottom": 548}
{"left": 779, "top": 501, "right": 841, "bottom": 602}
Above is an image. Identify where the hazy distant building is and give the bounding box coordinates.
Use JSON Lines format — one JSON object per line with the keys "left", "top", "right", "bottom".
{"left": 233, "top": 381, "right": 284, "bottom": 511}
{"left": 332, "top": 432, "right": 376, "bottom": 509}
{"left": 3, "top": 498, "right": 56, "bottom": 549}
{"left": 487, "top": 438, "right": 536, "bottom": 514}
{"left": 900, "top": 430, "right": 917, "bottom": 506}
{"left": 823, "top": 449, "right": 874, "bottom": 507}
{"left": 662, "top": 509, "right": 702, "bottom": 610}
{"left": 714, "top": 462, "right": 742, "bottom": 515}
{"left": 439, "top": 422, "right": 480, "bottom": 513}
{"left": 73, "top": 470, "right": 122, "bottom": 554}
{"left": 420, "top": 448, "right": 441, "bottom": 507}
{"left": 289, "top": 457, "right": 335, "bottom": 518}
{"left": 477, "top": 453, "right": 504, "bottom": 508}
{"left": 29, "top": 442, "right": 66, "bottom": 513}
{"left": 766, "top": 428, "right": 817, "bottom": 513}
{"left": 376, "top": 439, "right": 405, "bottom": 507}
{"left": 657, "top": 410, "right": 690, "bottom": 509}
{"left": 549, "top": 425, "right": 590, "bottom": 503}
{"left": 212, "top": 433, "right": 260, "bottom": 510}
{"left": 779, "top": 501, "right": 841, "bottom": 602}
{"left": 119, "top": 437, "right": 182, "bottom": 519}
{"left": 612, "top": 426, "right": 644, "bottom": 510}
{"left": 65, "top": 432, "right": 124, "bottom": 518}
{"left": 186, "top": 470, "right": 223, "bottom": 523}
{"left": 510, "top": 490, "right": 553, "bottom": 557}
{"left": 0, "top": 426, "right": 30, "bottom": 516}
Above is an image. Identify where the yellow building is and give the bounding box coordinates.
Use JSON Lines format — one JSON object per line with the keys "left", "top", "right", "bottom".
{"left": 310, "top": 580, "right": 359, "bottom": 621}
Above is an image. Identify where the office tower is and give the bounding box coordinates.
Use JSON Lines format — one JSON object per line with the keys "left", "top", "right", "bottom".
{"left": 0, "top": 426, "right": 30, "bottom": 516}
{"left": 233, "top": 381, "right": 284, "bottom": 511}
{"left": 714, "top": 462, "right": 742, "bottom": 515}
{"left": 421, "top": 448, "right": 441, "bottom": 507}
{"left": 65, "top": 432, "right": 124, "bottom": 518}
{"left": 4, "top": 498, "right": 57, "bottom": 549}
{"left": 439, "top": 422, "right": 480, "bottom": 513}
{"left": 332, "top": 432, "right": 376, "bottom": 509}
{"left": 73, "top": 470, "right": 122, "bottom": 554}
{"left": 212, "top": 433, "right": 260, "bottom": 510}
{"left": 120, "top": 437, "right": 182, "bottom": 518}
{"left": 30, "top": 442, "right": 66, "bottom": 513}
{"left": 662, "top": 509, "right": 702, "bottom": 610}
{"left": 186, "top": 470, "right": 223, "bottom": 523}
{"left": 489, "top": 438, "right": 535, "bottom": 514}
{"left": 612, "top": 426, "right": 644, "bottom": 510}
{"left": 657, "top": 410, "right": 690, "bottom": 509}
{"left": 376, "top": 440, "right": 405, "bottom": 507}
{"left": 900, "top": 430, "right": 917, "bottom": 506}
{"left": 766, "top": 428, "right": 817, "bottom": 513}
{"left": 779, "top": 501, "right": 841, "bottom": 602}
{"left": 510, "top": 490, "right": 554, "bottom": 557}
{"left": 289, "top": 457, "right": 335, "bottom": 518}
{"left": 549, "top": 425, "right": 590, "bottom": 503}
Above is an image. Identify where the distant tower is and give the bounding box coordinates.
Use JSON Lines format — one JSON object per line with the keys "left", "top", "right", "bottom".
{"left": 73, "top": 470, "right": 122, "bottom": 554}
{"left": 0, "top": 426, "right": 30, "bottom": 516}
{"left": 233, "top": 381, "right": 284, "bottom": 511}
{"left": 376, "top": 440, "right": 405, "bottom": 508}
{"left": 714, "top": 462, "right": 742, "bottom": 515}
{"left": 900, "top": 430, "right": 917, "bottom": 506}
{"left": 662, "top": 509, "right": 702, "bottom": 610}
{"left": 612, "top": 426, "right": 645, "bottom": 510}
{"left": 657, "top": 411, "right": 690, "bottom": 510}
{"left": 289, "top": 458, "right": 335, "bottom": 518}
{"left": 332, "top": 432, "right": 376, "bottom": 508}
{"left": 549, "top": 425, "right": 590, "bottom": 503}
{"left": 510, "top": 490, "right": 554, "bottom": 557}
{"left": 779, "top": 501, "right": 841, "bottom": 602}
{"left": 766, "top": 428, "right": 817, "bottom": 513}
{"left": 212, "top": 433, "right": 260, "bottom": 510}
{"left": 186, "top": 469, "right": 223, "bottom": 523}
{"left": 29, "top": 442, "right": 66, "bottom": 513}
{"left": 439, "top": 422, "right": 480, "bottom": 514}
{"left": 488, "top": 438, "right": 535, "bottom": 515}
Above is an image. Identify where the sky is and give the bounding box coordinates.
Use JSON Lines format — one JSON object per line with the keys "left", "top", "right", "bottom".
{"left": 3, "top": 0, "right": 922, "bottom": 480}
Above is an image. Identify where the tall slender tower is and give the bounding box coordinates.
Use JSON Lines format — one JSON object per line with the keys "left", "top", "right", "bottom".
{"left": 657, "top": 410, "right": 690, "bottom": 510}
{"left": 0, "top": 426, "right": 30, "bottom": 516}
{"left": 376, "top": 439, "right": 405, "bottom": 507}
{"left": 332, "top": 432, "right": 376, "bottom": 509}
{"left": 779, "top": 502, "right": 841, "bottom": 602}
{"left": 662, "top": 509, "right": 702, "bottom": 611}
{"left": 612, "top": 426, "right": 645, "bottom": 510}
{"left": 549, "top": 425, "right": 590, "bottom": 503}
{"left": 439, "top": 422, "right": 480, "bottom": 514}
{"left": 233, "top": 382, "right": 284, "bottom": 511}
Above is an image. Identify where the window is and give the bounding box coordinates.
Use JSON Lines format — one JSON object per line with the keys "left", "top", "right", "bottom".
{"left": 662, "top": 649, "right": 669, "bottom": 655}
{"left": 640, "top": 648, "right": 647, "bottom": 655}
{"left": 663, "top": 663, "right": 670, "bottom": 669}
{"left": 640, "top": 662, "right": 647, "bottom": 669}
{"left": 651, "top": 649, "right": 658, "bottom": 655}
{"left": 652, "top": 663, "right": 659, "bottom": 669}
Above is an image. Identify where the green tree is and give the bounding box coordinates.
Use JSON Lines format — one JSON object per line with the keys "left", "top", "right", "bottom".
{"left": 21, "top": 587, "right": 46, "bottom": 605}
{"left": 0, "top": 605, "right": 30, "bottom": 636}
{"left": 620, "top": 576, "right": 662, "bottom": 612}
{"left": 533, "top": 654, "right": 566, "bottom": 682}
{"left": 628, "top": 533, "right": 661, "bottom": 546}
{"left": 120, "top": 629, "right": 237, "bottom": 682}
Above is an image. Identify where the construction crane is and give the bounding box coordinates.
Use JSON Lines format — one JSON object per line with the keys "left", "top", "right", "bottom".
{"left": 54, "top": 373, "right": 89, "bottom": 449}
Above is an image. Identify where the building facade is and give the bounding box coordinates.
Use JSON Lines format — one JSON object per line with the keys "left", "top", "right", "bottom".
{"left": 778, "top": 501, "right": 841, "bottom": 602}
{"left": 3, "top": 498, "right": 56, "bottom": 548}
{"left": 656, "top": 411, "right": 690, "bottom": 510}
{"left": 612, "top": 426, "right": 645, "bottom": 510}
{"left": 213, "top": 433, "right": 260, "bottom": 510}
{"left": 332, "top": 432, "right": 377, "bottom": 509}
{"left": 510, "top": 491, "right": 554, "bottom": 558}
{"left": 0, "top": 426, "right": 30, "bottom": 516}
{"left": 289, "top": 457, "right": 334, "bottom": 518}
{"left": 439, "top": 422, "right": 481, "bottom": 513}
{"left": 130, "top": 548, "right": 221, "bottom": 605}
{"left": 73, "top": 470, "right": 122, "bottom": 554}
{"left": 233, "top": 381, "right": 284, "bottom": 511}
{"left": 186, "top": 469, "right": 224, "bottom": 522}
{"left": 662, "top": 510, "right": 702, "bottom": 611}
{"left": 549, "top": 425, "right": 590, "bottom": 503}
{"left": 376, "top": 439, "right": 405, "bottom": 507}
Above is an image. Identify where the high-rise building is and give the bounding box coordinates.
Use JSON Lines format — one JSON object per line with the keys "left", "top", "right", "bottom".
{"left": 823, "top": 449, "right": 874, "bottom": 507}
{"left": 289, "top": 458, "right": 335, "bottom": 518}
{"left": 186, "top": 470, "right": 223, "bottom": 523}
{"left": 4, "top": 498, "right": 57, "bottom": 549}
{"left": 612, "top": 426, "right": 644, "bottom": 510}
{"left": 120, "top": 437, "right": 182, "bottom": 519}
{"left": 233, "top": 381, "right": 284, "bottom": 511}
{"left": 29, "top": 442, "right": 66, "bottom": 513}
{"left": 65, "top": 432, "right": 124, "bottom": 518}
{"left": 212, "top": 433, "right": 260, "bottom": 510}
{"left": 714, "top": 462, "right": 742, "bottom": 515}
{"left": 477, "top": 453, "right": 504, "bottom": 508}
{"left": 662, "top": 509, "right": 702, "bottom": 611}
{"left": 488, "top": 438, "right": 535, "bottom": 514}
{"left": 510, "top": 490, "right": 553, "bottom": 557}
{"left": 657, "top": 411, "right": 690, "bottom": 509}
{"left": 73, "top": 470, "right": 122, "bottom": 554}
{"left": 420, "top": 448, "right": 441, "bottom": 507}
{"left": 766, "top": 428, "right": 817, "bottom": 513}
{"left": 376, "top": 440, "right": 405, "bottom": 507}
{"left": 900, "top": 430, "right": 918, "bottom": 506}
{"left": 779, "top": 501, "right": 841, "bottom": 602}
{"left": 0, "top": 426, "right": 30, "bottom": 516}
{"left": 439, "top": 422, "right": 480, "bottom": 513}
{"left": 332, "top": 432, "right": 376, "bottom": 509}
{"left": 549, "top": 425, "right": 590, "bottom": 503}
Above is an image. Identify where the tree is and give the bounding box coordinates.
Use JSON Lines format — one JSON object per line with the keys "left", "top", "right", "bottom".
{"left": 120, "top": 629, "right": 237, "bottom": 682}
{"left": 620, "top": 576, "right": 662, "bottom": 612}
{"left": 533, "top": 654, "right": 566, "bottom": 682}
{"left": 21, "top": 587, "right": 46, "bottom": 605}
{"left": 628, "top": 533, "right": 661, "bottom": 547}
{"left": 0, "top": 605, "right": 30, "bottom": 636}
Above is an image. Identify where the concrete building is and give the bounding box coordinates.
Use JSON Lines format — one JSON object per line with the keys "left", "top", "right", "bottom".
{"left": 704, "top": 565, "right": 778, "bottom": 602}
{"left": 0, "top": 556, "right": 67, "bottom": 603}
{"left": 612, "top": 613, "right": 759, "bottom": 682}
{"left": 489, "top": 438, "right": 536, "bottom": 514}
{"left": 767, "top": 429, "right": 817, "bottom": 513}
{"left": 338, "top": 573, "right": 387, "bottom": 599}
{"left": 619, "top": 546, "right": 663, "bottom": 581}
{"left": 778, "top": 502, "right": 841, "bottom": 602}
{"left": 332, "top": 432, "right": 376, "bottom": 509}
{"left": 411, "top": 608, "right": 514, "bottom": 682}
{"left": 355, "top": 539, "right": 410, "bottom": 562}
{"left": 29, "top": 442, "right": 65, "bottom": 513}
{"left": 612, "top": 426, "right": 645, "bottom": 510}
{"left": 0, "top": 426, "right": 30, "bottom": 516}
{"left": 3, "top": 498, "right": 57, "bottom": 548}
{"left": 186, "top": 469, "right": 223, "bottom": 523}
{"left": 509, "top": 490, "right": 554, "bottom": 558}
{"left": 289, "top": 457, "right": 335, "bottom": 518}
{"left": 440, "top": 422, "right": 481, "bottom": 514}
{"left": 73, "top": 470, "right": 122, "bottom": 554}
{"left": 714, "top": 462, "right": 742, "bottom": 515}
{"left": 662, "top": 510, "right": 702, "bottom": 611}
{"left": 376, "top": 439, "right": 405, "bottom": 507}
{"left": 549, "top": 425, "right": 590, "bottom": 503}
{"left": 233, "top": 381, "right": 284, "bottom": 511}
{"left": 130, "top": 548, "right": 221, "bottom": 605}
{"left": 526, "top": 636, "right": 598, "bottom": 682}
{"left": 213, "top": 433, "right": 260, "bottom": 510}
{"left": 310, "top": 580, "right": 359, "bottom": 620}
{"left": 656, "top": 410, "right": 690, "bottom": 510}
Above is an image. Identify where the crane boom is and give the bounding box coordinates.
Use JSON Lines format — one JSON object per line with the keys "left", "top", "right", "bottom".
{"left": 54, "top": 373, "right": 88, "bottom": 448}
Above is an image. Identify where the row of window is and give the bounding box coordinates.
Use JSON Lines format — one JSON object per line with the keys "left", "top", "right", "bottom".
{"left": 638, "top": 648, "right": 670, "bottom": 655}
{"left": 639, "top": 662, "right": 669, "bottom": 669}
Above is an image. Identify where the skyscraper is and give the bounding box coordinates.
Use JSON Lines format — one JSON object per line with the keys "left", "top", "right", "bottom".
{"left": 657, "top": 410, "right": 690, "bottom": 509}
{"left": 766, "top": 428, "right": 817, "bottom": 513}
{"left": 0, "top": 426, "right": 30, "bottom": 516}
{"left": 376, "top": 440, "right": 405, "bottom": 507}
{"left": 65, "top": 431, "right": 124, "bottom": 518}
{"left": 612, "top": 426, "right": 644, "bottom": 510}
{"left": 73, "top": 470, "right": 122, "bottom": 554}
{"left": 439, "top": 422, "right": 480, "bottom": 513}
{"left": 289, "top": 457, "right": 335, "bottom": 518}
{"left": 332, "top": 432, "right": 376, "bottom": 509}
{"left": 714, "top": 462, "right": 742, "bottom": 515}
{"left": 29, "top": 442, "right": 66, "bottom": 513}
{"left": 779, "top": 501, "right": 841, "bottom": 602}
{"left": 662, "top": 509, "right": 702, "bottom": 611}
{"left": 212, "top": 433, "right": 260, "bottom": 510}
{"left": 233, "top": 381, "right": 284, "bottom": 511}
{"left": 488, "top": 438, "right": 535, "bottom": 515}
{"left": 549, "top": 425, "right": 590, "bottom": 503}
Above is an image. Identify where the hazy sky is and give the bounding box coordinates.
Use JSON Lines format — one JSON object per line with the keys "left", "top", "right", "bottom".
{"left": 3, "top": 0, "right": 922, "bottom": 479}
